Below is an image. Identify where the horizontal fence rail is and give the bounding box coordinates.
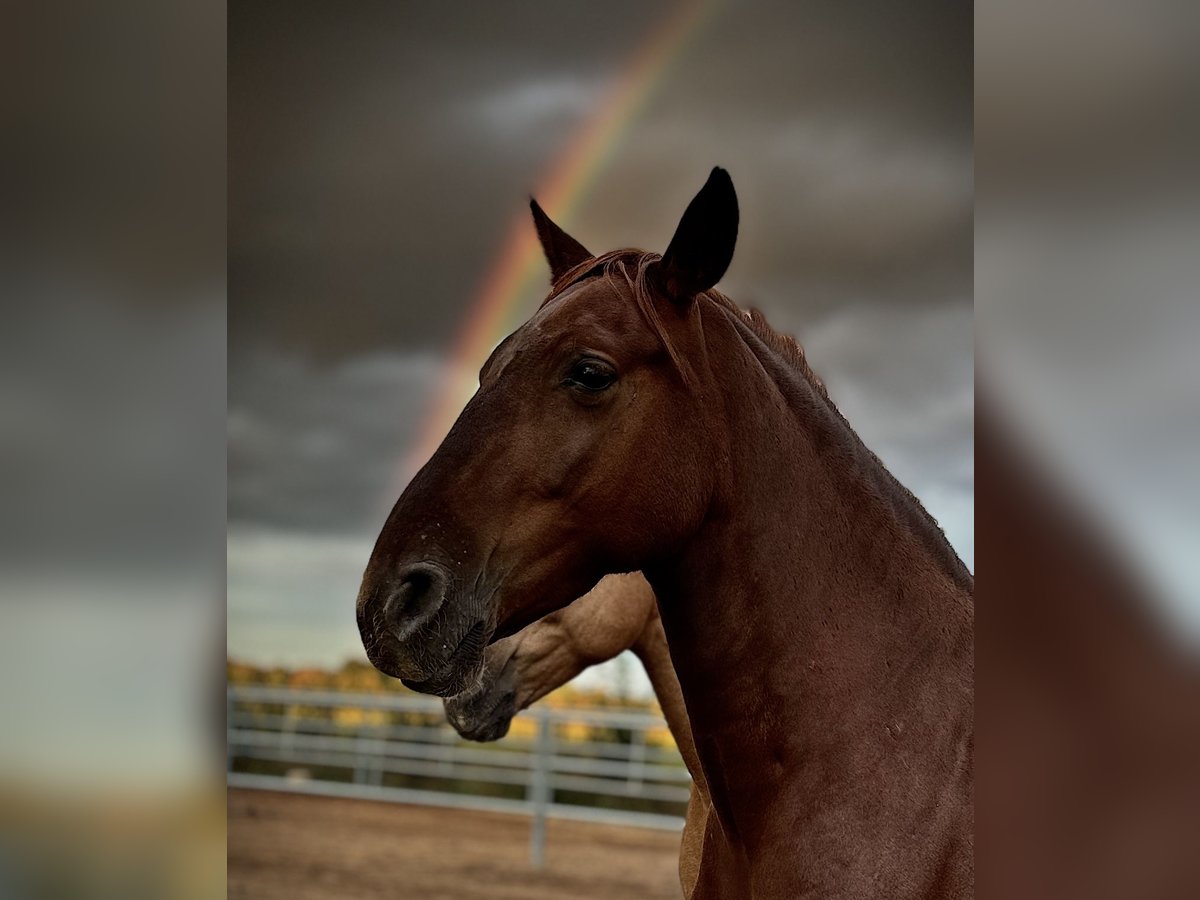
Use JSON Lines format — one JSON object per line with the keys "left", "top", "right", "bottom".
{"left": 227, "top": 684, "right": 690, "bottom": 866}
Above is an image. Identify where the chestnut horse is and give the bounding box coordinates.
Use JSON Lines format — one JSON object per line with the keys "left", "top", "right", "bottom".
{"left": 358, "top": 169, "right": 974, "bottom": 897}
{"left": 442, "top": 572, "right": 728, "bottom": 897}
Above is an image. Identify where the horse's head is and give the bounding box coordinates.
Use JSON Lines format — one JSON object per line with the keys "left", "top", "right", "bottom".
{"left": 357, "top": 169, "right": 738, "bottom": 695}
{"left": 444, "top": 573, "right": 656, "bottom": 739}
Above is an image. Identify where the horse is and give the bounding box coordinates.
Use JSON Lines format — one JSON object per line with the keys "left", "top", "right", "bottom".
{"left": 357, "top": 168, "right": 974, "bottom": 898}
{"left": 442, "top": 572, "right": 727, "bottom": 897}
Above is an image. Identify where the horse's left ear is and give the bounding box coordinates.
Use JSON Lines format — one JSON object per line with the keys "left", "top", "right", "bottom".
{"left": 656, "top": 167, "right": 739, "bottom": 303}
{"left": 530, "top": 198, "right": 593, "bottom": 283}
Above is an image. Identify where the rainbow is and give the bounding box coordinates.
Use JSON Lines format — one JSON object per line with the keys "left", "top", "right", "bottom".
{"left": 403, "top": 0, "right": 719, "bottom": 475}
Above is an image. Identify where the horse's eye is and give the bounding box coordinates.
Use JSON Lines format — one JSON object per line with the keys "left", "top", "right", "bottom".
{"left": 564, "top": 358, "right": 616, "bottom": 393}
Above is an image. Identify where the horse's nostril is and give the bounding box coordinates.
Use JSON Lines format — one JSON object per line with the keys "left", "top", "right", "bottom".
{"left": 382, "top": 564, "right": 448, "bottom": 639}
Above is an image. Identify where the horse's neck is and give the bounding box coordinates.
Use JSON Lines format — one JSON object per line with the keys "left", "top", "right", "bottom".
{"left": 632, "top": 611, "right": 708, "bottom": 799}
{"left": 649, "top": 306, "right": 973, "bottom": 880}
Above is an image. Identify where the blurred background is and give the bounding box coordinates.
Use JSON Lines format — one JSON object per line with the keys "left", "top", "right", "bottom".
{"left": 3, "top": 2, "right": 226, "bottom": 899}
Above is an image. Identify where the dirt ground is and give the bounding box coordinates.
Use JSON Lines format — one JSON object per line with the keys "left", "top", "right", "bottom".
{"left": 228, "top": 788, "right": 683, "bottom": 899}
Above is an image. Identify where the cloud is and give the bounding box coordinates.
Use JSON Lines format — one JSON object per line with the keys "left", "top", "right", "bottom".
{"left": 228, "top": 525, "right": 374, "bottom": 667}
{"left": 229, "top": 349, "right": 443, "bottom": 534}
{"left": 464, "top": 77, "right": 606, "bottom": 140}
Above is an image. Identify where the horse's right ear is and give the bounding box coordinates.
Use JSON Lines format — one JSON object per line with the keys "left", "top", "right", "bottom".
{"left": 655, "top": 167, "right": 739, "bottom": 303}
{"left": 530, "top": 199, "right": 592, "bottom": 283}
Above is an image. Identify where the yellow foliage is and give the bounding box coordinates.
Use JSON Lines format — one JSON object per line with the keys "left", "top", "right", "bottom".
{"left": 508, "top": 718, "right": 537, "bottom": 739}
{"left": 331, "top": 707, "right": 389, "bottom": 727}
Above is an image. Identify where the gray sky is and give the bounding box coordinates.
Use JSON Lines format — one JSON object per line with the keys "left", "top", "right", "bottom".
{"left": 228, "top": 0, "right": 974, "bottom": 689}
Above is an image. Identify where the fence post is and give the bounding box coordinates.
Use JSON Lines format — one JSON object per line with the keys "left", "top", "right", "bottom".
{"left": 529, "top": 710, "right": 552, "bottom": 869}
{"left": 281, "top": 702, "right": 297, "bottom": 760}
{"left": 438, "top": 721, "right": 455, "bottom": 778}
{"left": 628, "top": 726, "right": 647, "bottom": 792}
{"left": 353, "top": 712, "right": 369, "bottom": 785}
{"left": 368, "top": 720, "right": 384, "bottom": 786}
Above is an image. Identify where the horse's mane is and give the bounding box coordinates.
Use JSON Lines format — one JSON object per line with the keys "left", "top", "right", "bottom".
{"left": 546, "top": 249, "right": 973, "bottom": 591}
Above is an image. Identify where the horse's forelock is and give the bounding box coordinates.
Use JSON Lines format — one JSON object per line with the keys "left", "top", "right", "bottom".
{"left": 542, "top": 249, "right": 692, "bottom": 386}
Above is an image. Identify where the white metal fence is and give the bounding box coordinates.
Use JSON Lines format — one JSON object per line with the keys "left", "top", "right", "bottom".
{"left": 227, "top": 685, "right": 690, "bottom": 866}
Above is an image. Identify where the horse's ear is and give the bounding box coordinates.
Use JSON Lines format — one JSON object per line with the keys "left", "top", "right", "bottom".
{"left": 656, "top": 167, "right": 739, "bottom": 303}
{"left": 530, "top": 199, "right": 592, "bottom": 283}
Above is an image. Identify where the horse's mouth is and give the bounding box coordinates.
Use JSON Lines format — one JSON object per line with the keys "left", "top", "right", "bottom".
{"left": 399, "top": 620, "right": 491, "bottom": 698}
{"left": 459, "top": 709, "right": 514, "bottom": 742}
{"left": 447, "top": 687, "right": 517, "bottom": 742}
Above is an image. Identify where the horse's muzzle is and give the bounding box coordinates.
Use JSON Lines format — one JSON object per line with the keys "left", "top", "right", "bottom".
{"left": 356, "top": 561, "right": 492, "bottom": 696}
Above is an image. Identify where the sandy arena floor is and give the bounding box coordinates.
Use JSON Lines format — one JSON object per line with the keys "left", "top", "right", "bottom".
{"left": 228, "top": 788, "right": 683, "bottom": 899}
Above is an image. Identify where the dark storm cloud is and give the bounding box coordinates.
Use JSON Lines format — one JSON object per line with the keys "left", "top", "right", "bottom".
{"left": 229, "top": 349, "right": 440, "bottom": 534}
{"left": 230, "top": 0, "right": 971, "bottom": 359}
